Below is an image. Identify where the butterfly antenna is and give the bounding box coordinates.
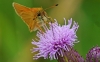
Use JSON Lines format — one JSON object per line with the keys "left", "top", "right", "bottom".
{"left": 44, "top": 4, "right": 58, "bottom": 10}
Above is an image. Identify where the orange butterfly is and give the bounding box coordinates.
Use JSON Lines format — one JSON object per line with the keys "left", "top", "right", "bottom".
{"left": 13, "top": 2, "right": 56, "bottom": 32}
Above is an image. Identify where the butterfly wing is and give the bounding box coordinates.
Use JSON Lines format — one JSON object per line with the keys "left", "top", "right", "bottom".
{"left": 13, "top": 2, "right": 37, "bottom": 32}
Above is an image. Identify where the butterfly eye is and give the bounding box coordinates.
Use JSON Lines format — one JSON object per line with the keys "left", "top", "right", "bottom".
{"left": 37, "top": 12, "right": 41, "bottom": 16}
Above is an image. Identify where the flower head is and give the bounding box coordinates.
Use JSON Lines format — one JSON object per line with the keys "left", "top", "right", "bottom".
{"left": 31, "top": 18, "right": 79, "bottom": 60}
{"left": 86, "top": 46, "right": 100, "bottom": 62}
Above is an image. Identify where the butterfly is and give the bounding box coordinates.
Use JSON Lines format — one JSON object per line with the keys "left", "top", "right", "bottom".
{"left": 13, "top": 2, "right": 58, "bottom": 32}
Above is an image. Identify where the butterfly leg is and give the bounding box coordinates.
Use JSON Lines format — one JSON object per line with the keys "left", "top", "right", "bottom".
{"left": 36, "top": 23, "right": 44, "bottom": 34}
{"left": 47, "top": 17, "right": 54, "bottom": 23}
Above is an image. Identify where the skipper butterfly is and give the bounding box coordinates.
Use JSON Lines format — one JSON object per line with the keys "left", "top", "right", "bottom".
{"left": 13, "top": 2, "right": 58, "bottom": 32}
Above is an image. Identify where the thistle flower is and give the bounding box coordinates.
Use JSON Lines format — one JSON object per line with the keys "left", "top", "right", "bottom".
{"left": 86, "top": 46, "right": 100, "bottom": 62}
{"left": 31, "top": 18, "right": 79, "bottom": 60}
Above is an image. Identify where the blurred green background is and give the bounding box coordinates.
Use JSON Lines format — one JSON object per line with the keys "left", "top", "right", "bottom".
{"left": 0, "top": 0, "right": 100, "bottom": 62}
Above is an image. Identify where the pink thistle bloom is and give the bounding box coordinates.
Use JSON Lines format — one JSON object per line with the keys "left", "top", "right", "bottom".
{"left": 31, "top": 18, "right": 79, "bottom": 60}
